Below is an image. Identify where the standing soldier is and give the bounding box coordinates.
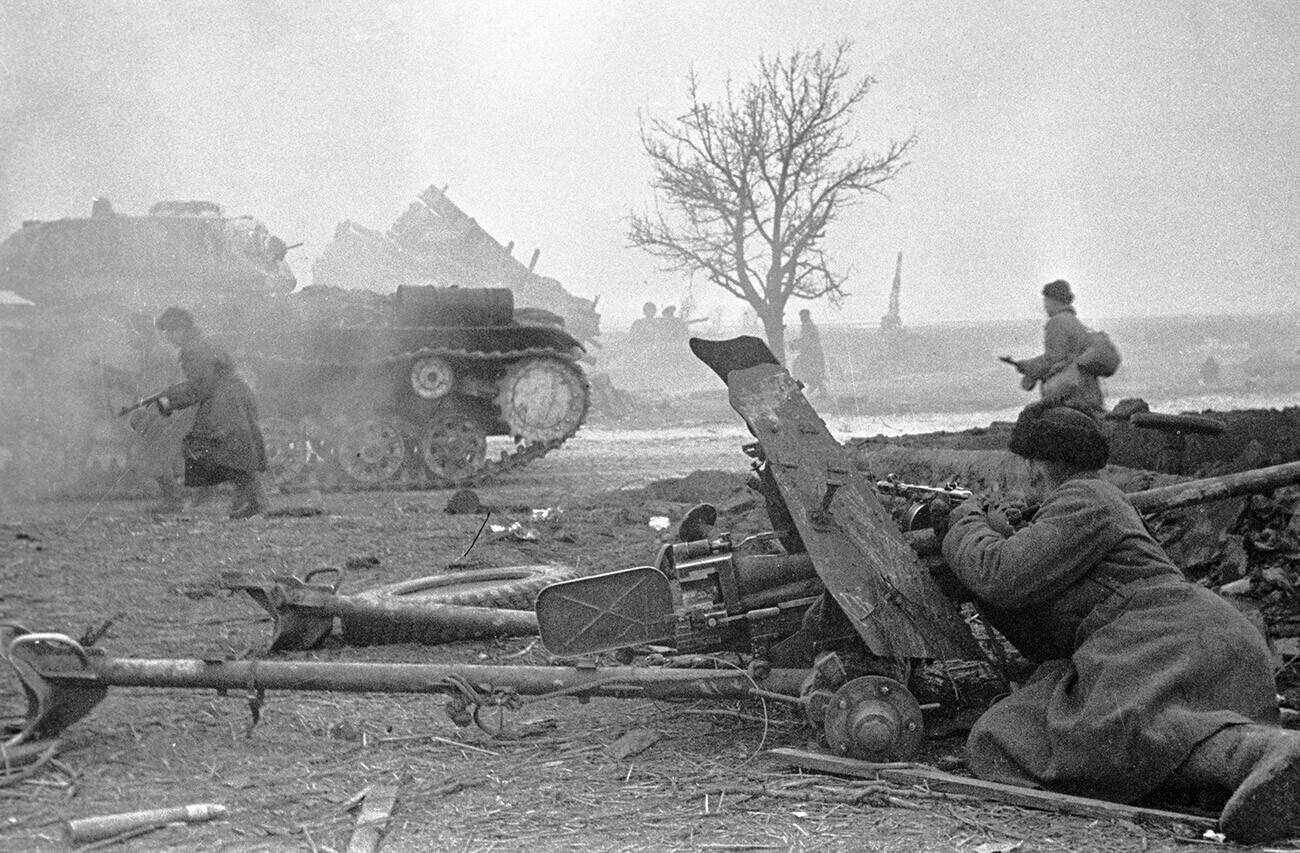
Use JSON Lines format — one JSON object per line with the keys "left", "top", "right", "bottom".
{"left": 629, "top": 301, "right": 658, "bottom": 339}
{"left": 790, "top": 308, "right": 827, "bottom": 395}
{"left": 147, "top": 307, "right": 270, "bottom": 519}
{"left": 1002, "top": 279, "right": 1105, "bottom": 414}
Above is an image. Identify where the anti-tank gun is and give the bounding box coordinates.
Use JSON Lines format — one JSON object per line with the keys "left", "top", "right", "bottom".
{"left": 18, "top": 338, "right": 1300, "bottom": 773}
{"left": 2, "top": 337, "right": 978, "bottom": 765}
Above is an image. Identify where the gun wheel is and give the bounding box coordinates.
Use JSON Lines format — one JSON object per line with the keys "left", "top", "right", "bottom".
{"left": 334, "top": 417, "right": 408, "bottom": 484}
{"left": 261, "top": 418, "right": 309, "bottom": 486}
{"left": 823, "top": 676, "right": 924, "bottom": 762}
{"left": 495, "top": 357, "right": 588, "bottom": 443}
{"left": 351, "top": 564, "right": 581, "bottom": 611}
{"left": 418, "top": 416, "right": 487, "bottom": 482}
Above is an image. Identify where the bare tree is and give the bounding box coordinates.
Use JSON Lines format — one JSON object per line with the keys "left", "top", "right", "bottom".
{"left": 629, "top": 42, "right": 915, "bottom": 357}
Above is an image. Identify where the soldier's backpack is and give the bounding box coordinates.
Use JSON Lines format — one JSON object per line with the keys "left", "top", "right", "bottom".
{"left": 1076, "top": 330, "right": 1122, "bottom": 377}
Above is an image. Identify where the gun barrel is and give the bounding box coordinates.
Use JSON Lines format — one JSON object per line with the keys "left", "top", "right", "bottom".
{"left": 118, "top": 391, "right": 165, "bottom": 417}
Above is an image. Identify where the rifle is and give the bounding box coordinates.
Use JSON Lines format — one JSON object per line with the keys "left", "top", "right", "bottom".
{"left": 999, "top": 355, "right": 1026, "bottom": 374}
{"left": 117, "top": 391, "right": 167, "bottom": 417}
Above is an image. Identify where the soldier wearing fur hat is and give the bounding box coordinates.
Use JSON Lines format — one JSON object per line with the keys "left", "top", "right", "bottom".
{"left": 150, "top": 306, "right": 270, "bottom": 519}
{"left": 939, "top": 401, "right": 1300, "bottom": 844}
{"left": 1001, "top": 279, "right": 1104, "bottom": 413}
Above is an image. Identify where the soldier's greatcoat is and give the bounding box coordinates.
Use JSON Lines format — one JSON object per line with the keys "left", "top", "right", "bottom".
{"left": 790, "top": 319, "right": 825, "bottom": 390}
{"left": 162, "top": 334, "right": 266, "bottom": 485}
{"left": 1019, "top": 307, "right": 1104, "bottom": 412}
{"left": 942, "top": 475, "right": 1277, "bottom": 802}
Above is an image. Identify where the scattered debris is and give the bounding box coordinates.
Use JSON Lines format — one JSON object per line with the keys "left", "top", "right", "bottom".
{"left": 609, "top": 728, "right": 662, "bottom": 760}
{"left": 488, "top": 521, "right": 540, "bottom": 542}
{"left": 264, "top": 506, "right": 325, "bottom": 518}
{"left": 345, "top": 785, "right": 397, "bottom": 853}
{"left": 770, "top": 748, "right": 1215, "bottom": 834}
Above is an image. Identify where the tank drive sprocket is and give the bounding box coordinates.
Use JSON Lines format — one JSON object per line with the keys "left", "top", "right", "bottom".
{"left": 496, "top": 357, "right": 589, "bottom": 443}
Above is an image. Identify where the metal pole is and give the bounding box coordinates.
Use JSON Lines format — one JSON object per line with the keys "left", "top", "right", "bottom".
{"left": 89, "top": 658, "right": 809, "bottom": 702}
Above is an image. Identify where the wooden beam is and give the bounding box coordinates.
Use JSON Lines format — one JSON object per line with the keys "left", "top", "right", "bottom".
{"left": 768, "top": 748, "right": 1216, "bottom": 832}
{"left": 1127, "top": 459, "right": 1300, "bottom": 513}
{"left": 346, "top": 784, "right": 398, "bottom": 853}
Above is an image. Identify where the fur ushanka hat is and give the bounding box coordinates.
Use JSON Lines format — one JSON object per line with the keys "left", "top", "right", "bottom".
{"left": 155, "top": 305, "right": 196, "bottom": 332}
{"left": 1042, "top": 279, "right": 1074, "bottom": 304}
{"left": 1008, "top": 400, "right": 1109, "bottom": 470}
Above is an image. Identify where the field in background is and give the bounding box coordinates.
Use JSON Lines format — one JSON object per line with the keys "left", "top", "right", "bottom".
{"left": 594, "top": 310, "right": 1300, "bottom": 419}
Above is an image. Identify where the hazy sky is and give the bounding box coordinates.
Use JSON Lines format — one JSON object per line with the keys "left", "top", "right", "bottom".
{"left": 2, "top": 1, "right": 1296, "bottom": 328}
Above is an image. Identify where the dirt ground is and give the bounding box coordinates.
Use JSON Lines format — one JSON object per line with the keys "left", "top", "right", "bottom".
{"left": 0, "top": 417, "right": 1259, "bottom": 853}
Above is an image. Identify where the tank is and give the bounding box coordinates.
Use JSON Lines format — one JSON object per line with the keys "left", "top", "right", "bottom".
{"left": 228, "top": 283, "right": 589, "bottom": 490}
{"left": 0, "top": 198, "right": 589, "bottom": 497}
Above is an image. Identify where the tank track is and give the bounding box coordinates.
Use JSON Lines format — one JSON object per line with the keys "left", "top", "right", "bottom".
{"left": 243, "top": 344, "right": 588, "bottom": 494}
{"left": 276, "top": 433, "right": 571, "bottom": 495}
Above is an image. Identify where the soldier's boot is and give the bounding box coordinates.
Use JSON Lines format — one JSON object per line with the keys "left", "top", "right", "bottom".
{"left": 1178, "top": 724, "right": 1300, "bottom": 844}
{"left": 229, "top": 472, "right": 270, "bottom": 519}
{"left": 150, "top": 476, "right": 184, "bottom": 515}
{"left": 188, "top": 485, "right": 218, "bottom": 508}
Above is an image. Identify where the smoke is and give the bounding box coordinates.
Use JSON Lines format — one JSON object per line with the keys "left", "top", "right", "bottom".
{"left": 0, "top": 0, "right": 422, "bottom": 268}
{"left": 4, "top": 3, "right": 1300, "bottom": 328}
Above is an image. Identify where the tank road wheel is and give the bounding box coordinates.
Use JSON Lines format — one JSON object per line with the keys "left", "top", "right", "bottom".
{"left": 496, "top": 357, "right": 588, "bottom": 443}
{"left": 334, "top": 418, "right": 408, "bottom": 484}
{"left": 410, "top": 356, "right": 455, "bottom": 400}
{"left": 261, "top": 418, "right": 309, "bottom": 486}
{"left": 419, "top": 416, "right": 487, "bottom": 482}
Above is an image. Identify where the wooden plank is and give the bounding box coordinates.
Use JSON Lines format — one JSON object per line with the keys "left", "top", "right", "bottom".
{"left": 346, "top": 784, "right": 398, "bottom": 853}
{"left": 769, "top": 747, "right": 1217, "bottom": 831}
{"left": 726, "top": 363, "right": 982, "bottom": 661}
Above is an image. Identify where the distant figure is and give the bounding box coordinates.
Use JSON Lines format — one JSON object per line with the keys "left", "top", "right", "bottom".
{"left": 789, "top": 308, "right": 826, "bottom": 395}
{"left": 659, "top": 305, "right": 688, "bottom": 337}
{"left": 1002, "top": 279, "right": 1104, "bottom": 415}
{"left": 629, "top": 301, "right": 658, "bottom": 339}
{"left": 1200, "top": 355, "right": 1222, "bottom": 387}
{"left": 150, "top": 306, "right": 270, "bottom": 519}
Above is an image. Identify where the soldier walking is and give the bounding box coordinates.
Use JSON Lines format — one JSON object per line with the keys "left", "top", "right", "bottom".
{"left": 147, "top": 307, "right": 270, "bottom": 519}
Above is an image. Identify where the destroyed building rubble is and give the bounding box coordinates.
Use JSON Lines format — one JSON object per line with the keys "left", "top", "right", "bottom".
{"left": 311, "top": 184, "right": 602, "bottom": 348}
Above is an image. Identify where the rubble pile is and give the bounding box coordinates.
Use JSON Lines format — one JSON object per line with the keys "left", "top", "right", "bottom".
{"left": 311, "top": 184, "right": 601, "bottom": 347}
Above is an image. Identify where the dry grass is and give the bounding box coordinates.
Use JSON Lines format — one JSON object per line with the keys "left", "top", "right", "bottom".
{"left": 0, "top": 477, "right": 1244, "bottom": 853}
